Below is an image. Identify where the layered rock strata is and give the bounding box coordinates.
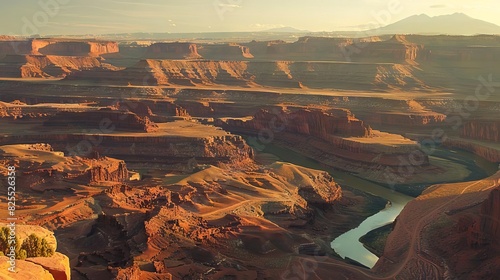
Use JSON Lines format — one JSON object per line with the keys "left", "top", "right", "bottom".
{"left": 461, "top": 120, "right": 500, "bottom": 142}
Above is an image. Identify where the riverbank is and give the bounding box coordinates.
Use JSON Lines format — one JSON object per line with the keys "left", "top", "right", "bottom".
{"left": 359, "top": 223, "right": 394, "bottom": 257}
{"left": 246, "top": 137, "right": 496, "bottom": 268}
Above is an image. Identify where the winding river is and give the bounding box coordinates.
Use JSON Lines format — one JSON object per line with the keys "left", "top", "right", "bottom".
{"left": 251, "top": 142, "right": 497, "bottom": 268}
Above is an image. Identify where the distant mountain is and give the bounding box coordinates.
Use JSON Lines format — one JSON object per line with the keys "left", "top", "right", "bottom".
{"left": 369, "top": 13, "right": 500, "bottom": 35}
{"left": 262, "top": 27, "right": 309, "bottom": 33}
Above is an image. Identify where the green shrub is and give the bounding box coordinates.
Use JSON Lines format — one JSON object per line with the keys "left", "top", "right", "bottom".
{"left": 20, "top": 234, "right": 54, "bottom": 258}
{"left": 0, "top": 227, "right": 22, "bottom": 259}
{"left": 0, "top": 228, "right": 54, "bottom": 259}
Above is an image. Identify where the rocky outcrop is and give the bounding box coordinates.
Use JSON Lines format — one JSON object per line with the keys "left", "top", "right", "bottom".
{"left": 0, "top": 224, "right": 71, "bottom": 280}
{"left": 0, "top": 257, "right": 56, "bottom": 280}
{"left": 1, "top": 144, "right": 129, "bottom": 188}
{"left": 0, "top": 122, "right": 254, "bottom": 168}
{"left": 16, "top": 155, "right": 130, "bottom": 187}
{"left": 114, "top": 100, "right": 190, "bottom": 118}
{"left": 353, "top": 35, "right": 423, "bottom": 62}
{"left": 271, "top": 163, "right": 342, "bottom": 206}
{"left": 218, "top": 107, "right": 371, "bottom": 139}
{"left": 145, "top": 42, "right": 202, "bottom": 59}
{"left": 461, "top": 120, "right": 500, "bottom": 142}
{"left": 26, "top": 253, "right": 71, "bottom": 280}
{"left": 0, "top": 54, "right": 116, "bottom": 78}
{"left": 87, "top": 159, "right": 129, "bottom": 183}
{"left": 217, "top": 107, "right": 429, "bottom": 175}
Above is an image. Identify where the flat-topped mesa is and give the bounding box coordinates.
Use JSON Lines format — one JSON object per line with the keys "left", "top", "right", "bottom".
{"left": 218, "top": 107, "right": 372, "bottom": 139}
{"left": 0, "top": 38, "right": 119, "bottom": 56}
{"left": 404, "top": 35, "right": 500, "bottom": 62}
{"left": 43, "top": 109, "right": 159, "bottom": 132}
{"left": 145, "top": 42, "right": 202, "bottom": 59}
{"left": 36, "top": 40, "right": 119, "bottom": 56}
{"left": 0, "top": 54, "right": 117, "bottom": 78}
{"left": 218, "top": 108, "right": 429, "bottom": 171}
{"left": 352, "top": 35, "right": 423, "bottom": 62}
{"left": 244, "top": 36, "right": 360, "bottom": 60}
{"left": 198, "top": 43, "right": 254, "bottom": 59}
{"left": 0, "top": 40, "right": 38, "bottom": 57}
{"left": 0, "top": 143, "right": 129, "bottom": 188}
{"left": 0, "top": 120, "right": 254, "bottom": 168}
{"left": 461, "top": 120, "right": 500, "bottom": 142}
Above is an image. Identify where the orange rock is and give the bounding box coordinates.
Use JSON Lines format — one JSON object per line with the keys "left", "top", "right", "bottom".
{"left": 26, "top": 253, "right": 71, "bottom": 280}
{"left": 0, "top": 256, "right": 55, "bottom": 280}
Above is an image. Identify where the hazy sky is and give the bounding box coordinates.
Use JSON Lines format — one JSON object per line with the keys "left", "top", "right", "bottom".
{"left": 1, "top": 0, "right": 499, "bottom": 35}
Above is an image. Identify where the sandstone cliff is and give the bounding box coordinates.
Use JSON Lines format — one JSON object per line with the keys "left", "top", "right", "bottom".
{"left": 0, "top": 224, "right": 71, "bottom": 280}
{"left": 145, "top": 42, "right": 202, "bottom": 59}
{"left": 198, "top": 43, "right": 254, "bottom": 59}
{"left": 461, "top": 120, "right": 500, "bottom": 142}
{"left": 107, "top": 59, "right": 427, "bottom": 90}
{"left": 218, "top": 107, "right": 371, "bottom": 138}
{"left": 0, "top": 39, "right": 118, "bottom": 57}
{"left": 0, "top": 54, "right": 117, "bottom": 78}
{"left": 353, "top": 35, "right": 423, "bottom": 62}
{"left": 37, "top": 40, "right": 119, "bottom": 56}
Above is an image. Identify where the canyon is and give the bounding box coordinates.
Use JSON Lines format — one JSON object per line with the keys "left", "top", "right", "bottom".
{"left": 0, "top": 33, "right": 499, "bottom": 280}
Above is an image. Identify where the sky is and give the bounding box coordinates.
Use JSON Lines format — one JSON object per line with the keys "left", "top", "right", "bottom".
{"left": 0, "top": 0, "right": 499, "bottom": 35}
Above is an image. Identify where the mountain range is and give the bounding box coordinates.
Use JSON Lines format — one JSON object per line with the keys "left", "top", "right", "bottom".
{"left": 368, "top": 13, "right": 500, "bottom": 35}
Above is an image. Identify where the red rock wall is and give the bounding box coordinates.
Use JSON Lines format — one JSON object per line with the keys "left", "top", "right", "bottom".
{"left": 0, "top": 134, "right": 254, "bottom": 166}
{"left": 461, "top": 121, "right": 500, "bottom": 142}
{"left": 353, "top": 35, "right": 423, "bottom": 62}
{"left": 219, "top": 108, "right": 371, "bottom": 139}
{"left": 88, "top": 160, "right": 129, "bottom": 183}
{"left": 0, "top": 54, "right": 109, "bottom": 78}
{"left": 37, "top": 41, "right": 119, "bottom": 56}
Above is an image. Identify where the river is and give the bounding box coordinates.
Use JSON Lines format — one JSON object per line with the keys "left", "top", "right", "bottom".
{"left": 250, "top": 142, "right": 496, "bottom": 268}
